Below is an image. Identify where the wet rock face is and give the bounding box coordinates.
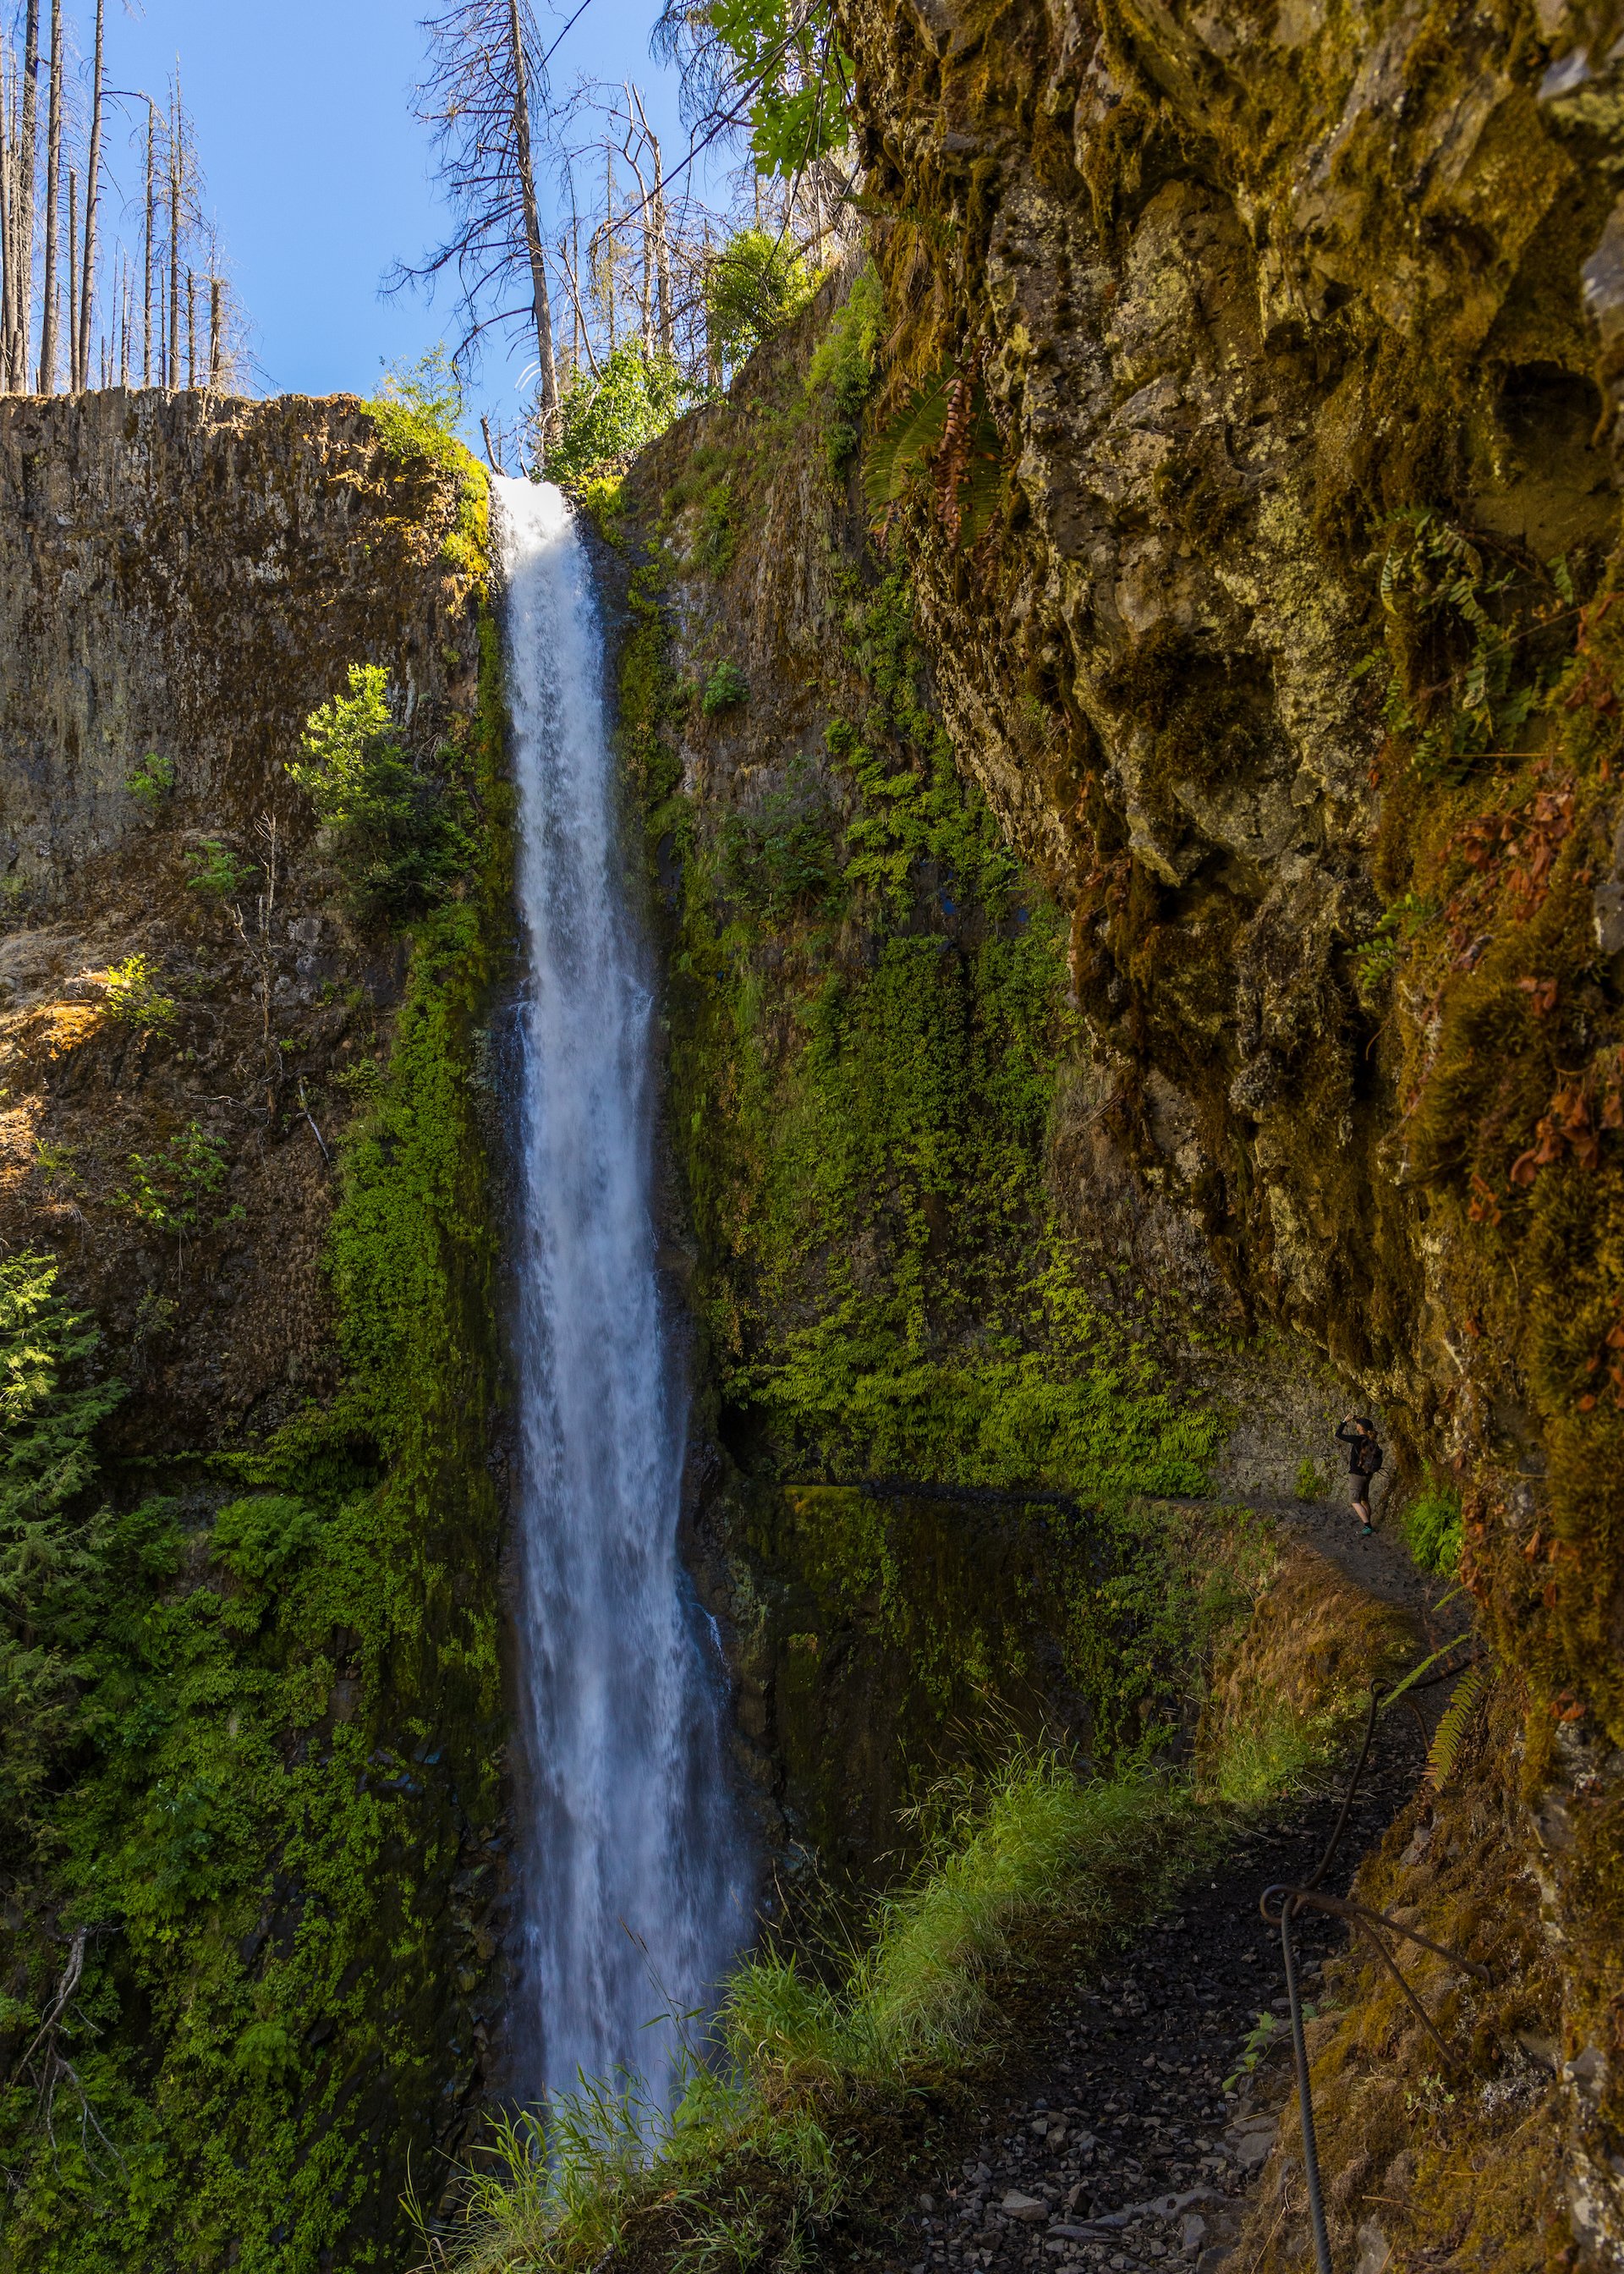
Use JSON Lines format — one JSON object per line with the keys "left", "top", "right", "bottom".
{"left": 834, "top": 0, "right": 1621, "bottom": 1370}
{"left": 0, "top": 390, "right": 475, "bottom": 906}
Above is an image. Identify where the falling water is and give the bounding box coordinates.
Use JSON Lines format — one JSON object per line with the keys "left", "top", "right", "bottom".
{"left": 495, "top": 475, "right": 749, "bottom": 2112}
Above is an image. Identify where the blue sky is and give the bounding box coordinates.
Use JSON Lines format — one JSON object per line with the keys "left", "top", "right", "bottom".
{"left": 46, "top": 0, "right": 702, "bottom": 423}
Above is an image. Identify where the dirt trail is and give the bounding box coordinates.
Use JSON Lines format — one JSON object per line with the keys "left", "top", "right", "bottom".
{"left": 1156, "top": 1492, "right": 1448, "bottom": 1629}
{"left": 886, "top": 1726, "right": 1429, "bottom": 2274}
{"left": 864, "top": 1502, "right": 1453, "bottom": 2274}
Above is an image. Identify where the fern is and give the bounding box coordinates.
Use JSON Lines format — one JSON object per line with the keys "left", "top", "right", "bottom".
{"left": 862, "top": 371, "right": 952, "bottom": 517}
{"left": 863, "top": 369, "right": 1005, "bottom": 552}
{"left": 1425, "top": 1661, "right": 1490, "bottom": 1790}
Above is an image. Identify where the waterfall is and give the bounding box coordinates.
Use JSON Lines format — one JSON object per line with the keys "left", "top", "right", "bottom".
{"left": 494, "top": 475, "right": 749, "bottom": 2113}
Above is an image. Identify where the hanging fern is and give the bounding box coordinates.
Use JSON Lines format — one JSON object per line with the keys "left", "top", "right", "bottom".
{"left": 862, "top": 369, "right": 953, "bottom": 518}
{"left": 1425, "top": 1660, "right": 1491, "bottom": 1790}
{"left": 863, "top": 360, "right": 1006, "bottom": 552}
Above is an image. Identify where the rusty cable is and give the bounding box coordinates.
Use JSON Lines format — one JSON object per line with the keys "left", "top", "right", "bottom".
{"left": 1254, "top": 1668, "right": 1487, "bottom": 2274}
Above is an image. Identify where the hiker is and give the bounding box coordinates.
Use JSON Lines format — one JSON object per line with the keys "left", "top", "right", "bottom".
{"left": 1336, "top": 1414, "right": 1383, "bottom": 1535}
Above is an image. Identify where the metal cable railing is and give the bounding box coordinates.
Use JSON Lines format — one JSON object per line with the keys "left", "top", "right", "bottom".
{"left": 1258, "top": 1665, "right": 1490, "bottom": 2274}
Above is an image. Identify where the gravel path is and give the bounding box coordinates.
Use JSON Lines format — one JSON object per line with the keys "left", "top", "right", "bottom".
{"left": 893, "top": 1656, "right": 1433, "bottom": 2274}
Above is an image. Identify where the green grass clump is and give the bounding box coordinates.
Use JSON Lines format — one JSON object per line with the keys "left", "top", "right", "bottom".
{"left": 727, "top": 1751, "right": 1173, "bottom": 2091}
{"left": 1402, "top": 1466, "right": 1463, "bottom": 1575}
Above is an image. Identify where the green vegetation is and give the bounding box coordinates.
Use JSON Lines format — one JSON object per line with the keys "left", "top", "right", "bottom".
{"left": 113, "top": 1120, "right": 237, "bottom": 1237}
{"left": 362, "top": 348, "right": 490, "bottom": 576}
{"left": 102, "top": 952, "right": 175, "bottom": 1031}
{"left": 697, "top": 0, "right": 849, "bottom": 179}
{"left": 184, "top": 837, "right": 256, "bottom": 898}
{"left": 425, "top": 1520, "right": 1400, "bottom": 2274}
{"left": 125, "top": 752, "right": 175, "bottom": 810}
{"left": 0, "top": 1254, "right": 123, "bottom": 1832}
{"left": 546, "top": 343, "right": 690, "bottom": 489}
{"left": 1295, "top": 1456, "right": 1329, "bottom": 1500}
{"left": 639, "top": 552, "right": 1211, "bottom": 1504}
{"left": 425, "top": 1758, "right": 1191, "bottom": 2274}
{"left": 288, "top": 662, "right": 477, "bottom": 926}
{"left": 700, "top": 657, "right": 749, "bottom": 716}
{"left": 1402, "top": 1465, "right": 1463, "bottom": 1576}
{"left": 0, "top": 627, "right": 511, "bottom": 2271}
{"left": 716, "top": 761, "right": 839, "bottom": 920}
{"left": 364, "top": 344, "right": 471, "bottom": 476}
{"left": 705, "top": 227, "right": 815, "bottom": 371}
{"left": 806, "top": 263, "right": 881, "bottom": 474}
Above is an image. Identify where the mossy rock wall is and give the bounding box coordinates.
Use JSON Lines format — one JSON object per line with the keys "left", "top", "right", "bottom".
{"left": 765, "top": 0, "right": 1624, "bottom": 2251}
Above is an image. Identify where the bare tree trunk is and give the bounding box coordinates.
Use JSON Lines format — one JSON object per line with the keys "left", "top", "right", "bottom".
{"left": 557, "top": 235, "right": 601, "bottom": 379}
{"left": 628, "top": 88, "right": 672, "bottom": 358}
{"left": 619, "top": 88, "right": 654, "bottom": 353}
{"left": 9, "top": 2, "right": 40, "bottom": 391}
{"left": 186, "top": 267, "right": 195, "bottom": 385}
{"left": 703, "top": 222, "right": 720, "bottom": 390}
{"left": 36, "top": 0, "right": 59, "bottom": 392}
{"left": 602, "top": 137, "right": 619, "bottom": 352}
{"left": 507, "top": 0, "right": 558, "bottom": 435}
{"left": 209, "top": 273, "right": 221, "bottom": 387}
{"left": 168, "top": 80, "right": 182, "bottom": 388}
{"left": 65, "top": 165, "right": 75, "bottom": 392}
{"left": 75, "top": 0, "right": 103, "bottom": 392}
{"left": 142, "top": 98, "right": 154, "bottom": 384}
{"left": 0, "top": 46, "right": 14, "bottom": 393}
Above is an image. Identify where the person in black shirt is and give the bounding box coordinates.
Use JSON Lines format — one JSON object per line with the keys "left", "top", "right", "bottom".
{"left": 1336, "top": 1414, "right": 1383, "bottom": 1534}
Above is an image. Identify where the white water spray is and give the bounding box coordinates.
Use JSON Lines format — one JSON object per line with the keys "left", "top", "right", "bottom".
{"left": 495, "top": 475, "right": 749, "bottom": 2110}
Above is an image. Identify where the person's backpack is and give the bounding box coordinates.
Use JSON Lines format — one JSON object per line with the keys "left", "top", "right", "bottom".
{"left": 1357, "top": 1438, "right": 1384, "bottom": 1477}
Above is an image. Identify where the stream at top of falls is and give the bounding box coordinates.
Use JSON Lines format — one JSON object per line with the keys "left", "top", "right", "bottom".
{"left": 494, "top": 474, "right": 750, "bottom": 2117}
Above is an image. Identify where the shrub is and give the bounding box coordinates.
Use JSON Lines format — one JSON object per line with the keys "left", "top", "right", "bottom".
{"left": 545, "top": 343, "right": 689, "bottom": 489}
{"left": 705, "top": 227, "right": 815, "bottom": 371}
{"left": 288, "top": 663, "right": 475, "bottom": 926}
{"left": 717, "top": 768, "right": 841, "bottom": 922}
{"left": 808, "top": 262, "right": 883, "bottom": 473}
{"left": 1295, "top": 1456, "right": 1329, "bottom": 1500}
{"left": 103, "top": 952, "right": 176, "bottom": 1032}
{"left": 127, "top": 751, "right": 175, "bottom": 809}
{"left": 185, "top": 838, "right": 256, "bottom": 898}
{"left": 701, "top": 659, "right": 749, "bottom": 717}
{"left": 0, "top": 1253, "right": 122, "bottom": 1832}
{"left": 116, "top": 1119, "right": 237, "bottom": 1235}
{"left": 211, "top": 1495, "right": 324, "bottom": 1585}
{"left": 364, "top": 346, "right": 469, "bottom": 475}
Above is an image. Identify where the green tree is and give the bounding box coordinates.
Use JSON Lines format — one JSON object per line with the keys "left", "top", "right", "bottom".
{"left": 364, "top": 345, "right": 469, "bottom": 473}
{"left": 705, "top": 226, "right": 814, "bottom": 369}
{"left": 288, "top": 664, "right": 474, "bottom": 926}
{"left": 656, "top": 0, "right": 851, "bottom": 181}
{"left": 545, "top": 342, "right": 690, "bottom": 486}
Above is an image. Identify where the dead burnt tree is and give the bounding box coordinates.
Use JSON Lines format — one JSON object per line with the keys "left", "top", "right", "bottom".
{"left": 36, "top": 0, "right": 60, "bottom": 392}
{"left": 398, "top": 0, "right": 562, "bottom": 442}
{"left": 72, "top": 0, "right": 102, "bottom": 392}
